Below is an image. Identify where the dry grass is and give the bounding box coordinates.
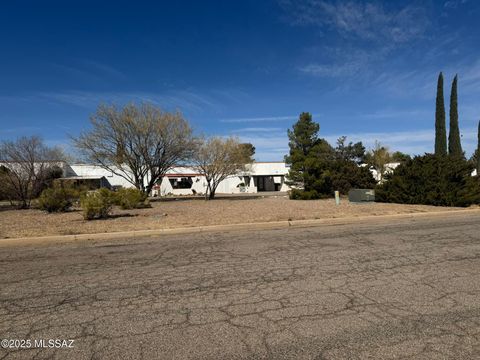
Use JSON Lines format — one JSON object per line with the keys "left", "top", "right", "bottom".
{"left": 0, "top": 195, "right": 464, "bottom": 239}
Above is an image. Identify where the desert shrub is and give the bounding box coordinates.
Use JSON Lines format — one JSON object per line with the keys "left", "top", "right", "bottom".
{"left": 80, "top": 188, "right": 114, "bottom": 220}
{"left": 33, "top": 165, "right": 64, "bottom": 198}
{"left": 376, "top": 154, "right": 480, "bottom": 207}
{"left": 456, "top": 175, "right": 480, "bottom": 206}
{"left": 289, "top": 189, "right": 321, "bottom": 200}
{"left": 38, "top": 186, "right": 79, "bottom": 213}
{"left": 113, "top": 188, "right": 149, "bottom": 209}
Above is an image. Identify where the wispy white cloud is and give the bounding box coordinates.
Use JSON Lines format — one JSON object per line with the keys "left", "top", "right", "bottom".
{"left": 280, "top": 1, "right": 429, "bottom": 43}
{"left": 444, "top": 0, "right": 469, "bottom": 9}
{"left": 51, "top": 59, "right": 127, "bottom": 83}
{"left": 220, "top": 115, "right": 298, "bottom": 123}
{"left": 79, "top": 60, "right": 126, "bottom": 80}
{"left": 355, "top": 109, "right": 431, "bottom": 120}
{"left": 367, "top": 58, "right": 480, "bottom": 102}
{"left": 34, "top": 89, "right": 220, "bottom": 114}
{"left": 0, "top": 126, "right": 42, "bottom": 136}
{"left": 231, "top": 127, "right": 284, "bottom": 133}
{"left": 300, "top": 61, "right": 360, "bottom": 78}
{"left": 370, "top": 69, "right": 434, "bottom": 99}
{"left": 299, "top": 48, "right": 380, "bottom": 78}
{"left": 288, "top": 1, "right": 434, "bottom": 86}
{"left": 458, "top": 59, "right": 480, "bottom": 94}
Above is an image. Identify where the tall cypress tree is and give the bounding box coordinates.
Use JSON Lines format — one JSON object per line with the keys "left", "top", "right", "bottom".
{"left": 448, "top": 74, "right": 463, "bottom": 156}
{"left": 435, "top": 72, "right": 447, "bottom": 156}
{"left": 477, "top": 120, "right": 480, "bottom": 174}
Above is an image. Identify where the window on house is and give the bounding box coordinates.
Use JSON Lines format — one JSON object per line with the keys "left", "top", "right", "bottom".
{"left": 169, "top": 177, "right": 193, "bottom": 189}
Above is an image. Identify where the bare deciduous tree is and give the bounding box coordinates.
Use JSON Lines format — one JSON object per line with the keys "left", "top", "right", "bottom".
{"left": 72, "top": 103, "right": 195, "bottom": 194}
{"left": 192, "top": 137, "right": 254, "bottom": 200}
{"left": 365, "top": 141, "right": 392, "bottom": 182}
{"left": 0, "top": 136, "right": 65, "bottom": 208}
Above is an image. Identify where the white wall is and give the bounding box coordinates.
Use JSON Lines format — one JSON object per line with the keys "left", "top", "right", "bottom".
{"left": 67, "top": 162, "right": 292, "bottom": 196}
{"left": 68, "top": 164, "right": 135, "bottom": 188}
{"left": 368, "top": 162, "right": 401, "bottom": 182}
{"left": 247, "top": 162, "right": 289, "bottom": 176}
{"left": 156, "top": 173, "right": 251, "bottom": 196}
{"left": 157, "top": 176, "right": 206, "bottom": 196}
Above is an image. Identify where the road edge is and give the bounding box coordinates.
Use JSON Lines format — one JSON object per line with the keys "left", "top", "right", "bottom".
{"left": 1, "top": 208, "right": 479, "bottom": 246}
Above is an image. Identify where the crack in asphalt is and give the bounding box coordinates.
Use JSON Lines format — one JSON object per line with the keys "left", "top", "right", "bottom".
{"left": 1, "top": 214, "right": 480, "bottom": 359}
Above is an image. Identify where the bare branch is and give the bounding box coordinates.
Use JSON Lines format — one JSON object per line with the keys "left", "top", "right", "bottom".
{"left": 72, "top": 103, "right": 195, "bottom": 194}
{"left": 0, "top": 136, "right": 65, "bottom": 208}
{"left": 191, "top": 136, "right": 253, "bottom": 199}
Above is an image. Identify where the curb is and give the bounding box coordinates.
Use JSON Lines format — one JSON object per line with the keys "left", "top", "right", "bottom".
{"left": 1, "top": 208, "right": 479, "bottom": 247}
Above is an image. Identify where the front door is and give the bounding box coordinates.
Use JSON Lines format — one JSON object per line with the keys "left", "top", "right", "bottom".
{"left": 257, "top": 176, "right": 266, "bottom": 191}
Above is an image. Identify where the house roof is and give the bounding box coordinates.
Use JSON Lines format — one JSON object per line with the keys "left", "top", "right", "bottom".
{"left": 165, "top": 173, "right": 202, "bottom": 177}
{"left": 59, "top": 176, "right": 106, "bottom": 180}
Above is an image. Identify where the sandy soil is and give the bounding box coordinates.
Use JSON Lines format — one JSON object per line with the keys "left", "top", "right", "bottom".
{"left": 0, "top": 196, "right": 465, "bottom": 239}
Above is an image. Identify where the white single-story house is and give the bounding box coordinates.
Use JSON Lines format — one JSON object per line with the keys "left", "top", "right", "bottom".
{"left": 156, "top": 162, "right": 291, "bottom": 196}
{"left": 63, "top": 162, "right": 291, "bottom": 196}
{"left": 12, "top": 159, "right": 473, "bottom": 197}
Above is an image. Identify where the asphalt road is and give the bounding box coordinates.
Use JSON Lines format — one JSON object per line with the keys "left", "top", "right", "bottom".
{"left": 1, "top": 212, "right": 480, "bottom": 359}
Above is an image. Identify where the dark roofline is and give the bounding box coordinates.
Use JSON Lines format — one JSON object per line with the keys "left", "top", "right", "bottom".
{"left": 0, "top": 160, "right": 66, "bottom": 164}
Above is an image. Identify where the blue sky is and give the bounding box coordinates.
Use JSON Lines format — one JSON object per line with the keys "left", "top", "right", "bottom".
{"left": 1, "top": 0, "right": 480, "bottom": 160}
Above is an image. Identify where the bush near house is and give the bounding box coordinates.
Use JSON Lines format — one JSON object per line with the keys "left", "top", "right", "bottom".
{"left": 80, "top": 188, "right": 114, "bottom": 220}
{"left": 289, "top": 189, "right": 324, "bottom": 200}
{"left": 376, "top": 154, "right": 480, "bottom": 207}
{"left": 113, "top": 188, "right": 150, "bottom": 209}
{"left": 38, "top": 186, "right": 80, "bottom": 213}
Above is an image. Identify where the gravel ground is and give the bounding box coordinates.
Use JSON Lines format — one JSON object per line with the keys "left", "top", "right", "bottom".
{"left": 0, "top": 196, "right": 464, "bottom": 239}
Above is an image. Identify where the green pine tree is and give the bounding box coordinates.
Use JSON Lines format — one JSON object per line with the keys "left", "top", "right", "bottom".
{"left": 285, "top": 112, "right": 320, "bottom": 189}
{"left": 448, "top": 74, "right": 463, "bottom": 156}
{"left": 435, "top": 72, "right": 447, "bottom": 156}
{"left": 285, "top": 113, "right": 373, "bottom": 199}
{"left": 285, "top": 112, "right": 339, "bottom": 198}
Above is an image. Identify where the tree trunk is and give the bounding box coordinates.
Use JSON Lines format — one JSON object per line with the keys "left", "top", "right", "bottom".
{"left": 134, "top": 175, "right": 143, "bottom": 192}
{"left": 145, "top": 179, "right": 153, "bottom": 196}
{"left": 209, "top": 190, "right": 216, "bottom": 199}
{"left": 205, "top": 181, "right": 211, "bottom": 200}
{"left": 19, "top": 198, "right": 28, "bottom": 209}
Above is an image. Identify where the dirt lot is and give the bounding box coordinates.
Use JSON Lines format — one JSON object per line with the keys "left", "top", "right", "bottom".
{"left": 0, "top": 195, "right": 466, "bottom": 239}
